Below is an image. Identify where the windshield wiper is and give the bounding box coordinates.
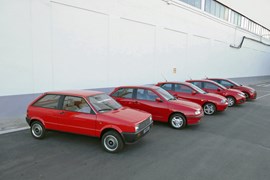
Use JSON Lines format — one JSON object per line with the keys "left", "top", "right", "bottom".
{"left": 168, "top": 97, "right": 176, "bottom": 101}
{"left": 98, "top": 108, "right": 113, "bottom": 112}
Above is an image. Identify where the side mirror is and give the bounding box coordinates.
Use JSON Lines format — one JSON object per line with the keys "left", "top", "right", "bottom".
{"left": 155, "top": 98, "right": 163, "bottom": 102}
{"left": 217, "top": 88, "right": 221, "bottom": 92}
{"left": 192, "top": 91, "right": 196, "bottom": 95}
{"left": 230, "top": 85, "right": 234, "bottom": 88}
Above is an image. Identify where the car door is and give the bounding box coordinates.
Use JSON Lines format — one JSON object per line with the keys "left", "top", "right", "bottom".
{"left": 174, "top": 84, "right": 201, "bottom": 104}
{"left": 133, "top": 88, "right": 169, "bottom": 122}
{"left": 110, "top": 88, "right": 137, "bottom": 108}
{"left": 58, "top": 96, "right": 97, "bottom": 136}
{"left": 202, "top": 82, "right": 222, "bottom": 95}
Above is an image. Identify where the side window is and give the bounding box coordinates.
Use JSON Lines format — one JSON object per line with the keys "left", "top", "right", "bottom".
{"left": 220, "top": 80, "right": 233, "bottom": 87}
{"left": 136, "top": 89, "right": 158, "bottom": 101}
{"left": 63, "top": 96, "right": 91, "bottom": 113}
{"left": 191, "top": 82, "right": 202, "bottom": 88}
{"left": 175, "top": 84, "right": 193, "bottom": 93}
{"left": 161, "top": 84, "right": 172, "bottom": 91}
{"left": 204, "top": 82, "right": 219, "bottom": 90}
{"left": 33, "top": 94, "right": 61, "bottom": 109}
{"left": 111, "top": 88, "right": 134, "bottom": 99}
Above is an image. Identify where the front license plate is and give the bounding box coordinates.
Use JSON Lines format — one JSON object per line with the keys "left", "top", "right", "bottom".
{"left": 143, "top": 126, "right": 150, "bottom": 134}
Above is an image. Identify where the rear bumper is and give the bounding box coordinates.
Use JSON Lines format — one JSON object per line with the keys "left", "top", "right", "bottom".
{"left": 25, "top": 117, "right": 31, "bottom": 125}
{"left": 122, "top": 122, "right": 153, "bottom": 144}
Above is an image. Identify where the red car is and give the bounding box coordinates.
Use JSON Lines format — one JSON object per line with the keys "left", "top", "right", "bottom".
{"left": 110, "top": 85, "right": 203, "bottom": 129}
{"left": 26, "top": 90, "right": 153, "bottom": 153}
{"left": 186, "top": 79, "right": 246, "bottom": 107}
{"left": 156, "top": 82, "right": 228, "bottom": 115}
{"left": 208, "top": 78, "right": 257, "bottom": 100}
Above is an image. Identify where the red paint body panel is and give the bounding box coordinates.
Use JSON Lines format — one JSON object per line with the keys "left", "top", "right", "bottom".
{"left": 26, "top": 90, "right": 152, "bottom": 140}
{"left": 156, "top": 82, "right": 228, "bottom": 112}
{"left": 186, "top": 79, "right": 246, "bottom": 105}
{"left": 110, "top": 85, "right": 203, "bottom": 126}
{"left": 208, "top": 78, "right": 257, "bottom": 100}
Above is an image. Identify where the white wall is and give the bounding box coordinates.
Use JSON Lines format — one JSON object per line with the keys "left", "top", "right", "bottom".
{"left": 0, "top": 0, "right": 270, "bottom": 96}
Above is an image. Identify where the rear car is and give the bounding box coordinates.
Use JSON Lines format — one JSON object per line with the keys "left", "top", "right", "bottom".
{"left": 110, "top": 85, "right": 203, "bottom": 129}
{"left": 186, "top": 79, "right": 246, "bottom": 107}
{"left": 26, "top": 90, "right": 153, "bottom": 153}
{"left": 156, "top": 82, "right": 228, "bottom": 115}
{"left": 208, "top": 78, "right": 257, "bottom": 100}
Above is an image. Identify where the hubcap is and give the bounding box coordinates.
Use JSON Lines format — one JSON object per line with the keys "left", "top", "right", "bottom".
{"left": 227, "top": 97, "right": 235, "bottom": 106}
{"left": 204, "top": 104, "right": 215, "bottom": 115}
{"left": 32, "top": 124, "right": 43, "bottom": 137}
{"left": 171, "top": 116, "right": 184, "bottom": 128}
{"left": 104, "top": 135, "right": 118, "bottom": 151}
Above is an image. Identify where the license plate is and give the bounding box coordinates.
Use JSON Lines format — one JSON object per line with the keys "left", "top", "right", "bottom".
{"left": 143, "top": 126, "right": 150, "bottom": 134}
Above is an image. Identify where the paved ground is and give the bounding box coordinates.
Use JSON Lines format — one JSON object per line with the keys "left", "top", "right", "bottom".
{"left": 1, "top": 81, "right": 270, "bottom": 180}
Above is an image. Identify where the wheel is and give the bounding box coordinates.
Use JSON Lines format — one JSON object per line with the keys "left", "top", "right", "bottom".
{"left": 101, "top": 131, "right": 124, "bottom": 153}
{"left": 203, "top": 102, "right": 216, "bottom": 115}
{"left": 244, "top": 92, "right": 250, "bottom": 100}
{"left": 227, "top": 96, "right": 236, "bottom": 107}
{"left": 31, "top": 121, "right": 46, "bottom": 139}
{"left": 169, "top": 113, "right": 186, "bottom": 129}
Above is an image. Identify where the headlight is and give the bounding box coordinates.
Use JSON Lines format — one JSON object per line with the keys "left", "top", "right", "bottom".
{"left": 195, "top": 109, "right": 201, "bottom": 115}
{"left": 221, "top": 99, "right": 227, "bottom": 104}
{"left": 149, "top": 116, "right": 153, "bottom": 122}
{"left": 238, "top": 93, "right": 246, "bottom": 98}
{"left": 135, "top": 124, "right": 139, "bottom": 132}
{"left": 249, "top": 89, "right": 255, "bottom": 93}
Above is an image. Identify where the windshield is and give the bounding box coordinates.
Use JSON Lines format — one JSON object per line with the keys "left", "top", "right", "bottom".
{"left": 216, "top": 83, "right": 227, "bottom": 90}
{"left": 89, "top": 94, "right": 122, "bottom": 112}
{"left": 189, "top": 84, "right": 207, "bottom": 94}
{"left": 156, "top": 87, "right": 176, "bottom": 101}
{"left": 228, "top": 79, "right": 240, "bottom": 86}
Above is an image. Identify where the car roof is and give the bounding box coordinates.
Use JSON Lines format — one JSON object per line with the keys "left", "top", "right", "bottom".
{"left": 158, "top": 81, "right": 192, "bottom": 86}
{"left": 45, "top": 90, "right": 104, "bottom": 97}
{"left": 187, "top": 79, "right": 223, "bottom": 86}
{"left": 115, "top": 85, "right": 160, "bottom": 90}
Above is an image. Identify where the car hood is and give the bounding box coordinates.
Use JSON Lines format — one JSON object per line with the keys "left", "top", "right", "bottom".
{"left": 100, "top": 107, "right": 150, "bottom": 124}
{"left": 237, "top": 85, "right": 255, "bottom": 92}
{"left": 226, "top": 88, "right": 242, "bottom": 94}
{"left": 169, "top": 99, "right": 201, "bottom": 110}
{"left": 205, "top": 93, "right": 226, "bottom": 100}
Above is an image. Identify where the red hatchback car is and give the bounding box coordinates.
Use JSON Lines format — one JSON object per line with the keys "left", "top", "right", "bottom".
{"left": 26, "top": 90, "right": 153, "bottom": 153}
{"left": 208, "top": 78, "right": 257, "bottom": 100}
{"left": 156, "top": 82, "right": 228, "bottom": 115}
{"left": 186, "top": 79, "right": 246, "bottom": 107}
{"left": 110, "top": 85, "right": 203, "bottom": 129}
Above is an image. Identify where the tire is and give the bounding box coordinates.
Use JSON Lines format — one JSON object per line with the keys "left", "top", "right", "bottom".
{"left": 101, "top": 131, "right": 124, "bottom": 153}
{"left": 227, "top": 96, "right": 236, "bottom": 107}
{"left": 169, "top": 113, "right": 186, "bottom": 129}
{"left": 31, "top": 121, "right": 46, "bottom": 139}
{"left": 203, "top": 102, "right": 216, "bottom": 115}
{"left": 244, "top": 92, "right": 250, "bottom": 100}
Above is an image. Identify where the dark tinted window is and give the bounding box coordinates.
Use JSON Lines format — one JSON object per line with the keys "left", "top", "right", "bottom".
{"left": 190, "top": 81, "right": 203, "bottom": 88}
{"left": 220, "top": 80, "right": 234, "bottom": 87}
{"left": 175, "top": 84, "right": 193, "bottom": 93}
{"left": 111, "top": 88, "right": 134, "bottom": 99}
{"left": 136, "top": 89, "right": 158, "bottom": 101}
{"left": 33, "top": 94, "right": 61, "bottom": 109}
{"left": 161, "top": 84, "right": 173, "bottom": 91}
{"left": 63, "top": 96, "right": 92, "bottom": 113}
{"left": 204, "top": 82, "right": 219, "bottom": 90}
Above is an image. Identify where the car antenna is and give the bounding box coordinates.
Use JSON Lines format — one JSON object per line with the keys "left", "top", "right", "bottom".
{"left": 161, "top": 73, "right": 167, "bottom": 82}
{"left": 205, "top": 75, "right": 208, "bottom": 79}
{"left": 188, "top": 76, "right": 192, "bottom": 80}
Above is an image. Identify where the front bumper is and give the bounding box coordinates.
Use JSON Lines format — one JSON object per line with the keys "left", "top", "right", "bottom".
{"left": 235, "top": 96, "right": 246, "bottom": 105}
{"left": 249, "top": 91, "right": 257, "bottom": 100}
{"left": 186, "top": 112, "right": 204, "bottom": 125}
{"left": 216, "top": 103, "right": 228, "bottom": 112}
{"left": 122, "top": 121, "right": 153, "bottom": 144}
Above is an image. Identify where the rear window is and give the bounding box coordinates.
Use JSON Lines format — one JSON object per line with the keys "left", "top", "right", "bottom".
{"left": 33, "top": 94, "right": 61, "bottom": 109}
